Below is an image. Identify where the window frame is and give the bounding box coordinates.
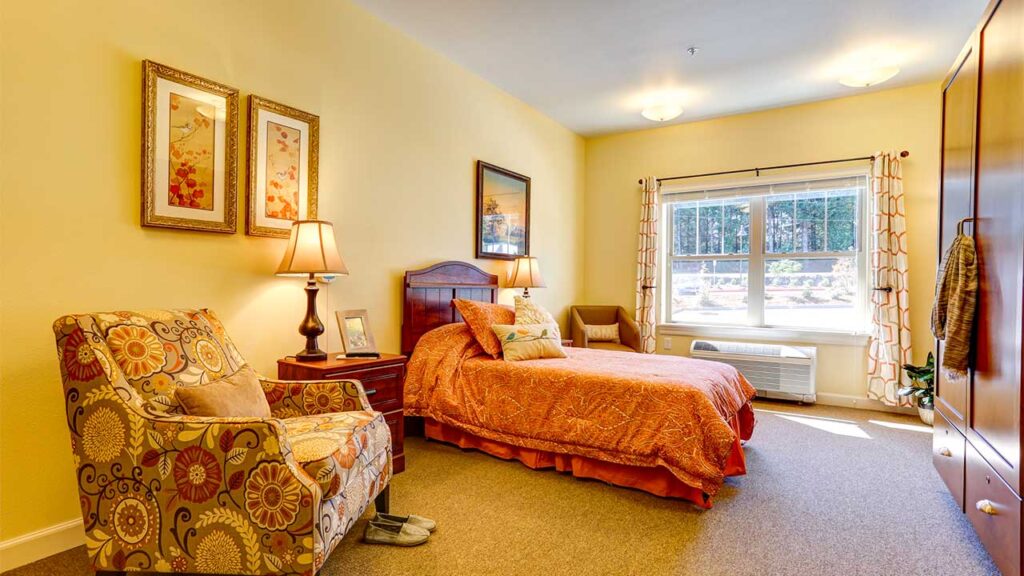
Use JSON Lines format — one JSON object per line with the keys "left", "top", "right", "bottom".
{"left": 658, "top": 169, "right": 870, "bottom": 337}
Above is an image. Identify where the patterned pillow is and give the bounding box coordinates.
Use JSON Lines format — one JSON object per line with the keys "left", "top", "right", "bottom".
{"left": 491, "top": 323, "right": 567, "bottom": 361}
{"left": 453, "top": 299, "right": 515, "bottom": 359}
{"left": 514, "top": 296, "right": 561, "bottom": 340}
{"left": 585, "top": 323, "right": 620, "bottom": 343}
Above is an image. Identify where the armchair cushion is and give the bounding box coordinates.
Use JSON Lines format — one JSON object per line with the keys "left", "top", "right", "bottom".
{"left": 588, "top": 341, "right": 636, "bottom": 353}
{"left": 175, "top": 365, "right": 272, "bottom": 418}
{"left": 285, "top": 411, "right": 391, "bottom": 500}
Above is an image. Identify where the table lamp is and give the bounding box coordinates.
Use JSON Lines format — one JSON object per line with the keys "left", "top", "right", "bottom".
{"left": 276, "top": 220, "right": 349, "bottom": 361}
{"left": 507, "top": 256, "right": 545, "bottom": 298}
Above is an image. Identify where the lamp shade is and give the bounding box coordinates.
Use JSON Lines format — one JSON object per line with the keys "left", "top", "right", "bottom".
{"left": 276, "top": 220, "right": 349, "bottom": 276}
{"left": 508, "top": 256, "right": 546, "bottom": 289}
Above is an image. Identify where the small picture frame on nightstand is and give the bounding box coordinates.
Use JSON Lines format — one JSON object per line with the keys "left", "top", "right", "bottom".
{"left": 336, "top": 309, "right": 379, "bottom": 358}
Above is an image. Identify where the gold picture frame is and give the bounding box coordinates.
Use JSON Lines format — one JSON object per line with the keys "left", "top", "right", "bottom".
{"left": 246, "top": 95, "right": 319, "bottom": 238}
{"left": 142, "top": 60, "right": 239, "bottom": 233}
{"left": 335, "top": 309, "right": 378, "bottom": 357}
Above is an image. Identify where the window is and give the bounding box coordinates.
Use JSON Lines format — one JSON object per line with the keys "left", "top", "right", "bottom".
{"left": 662, "top": 174, "right": 867, "bottom": 333}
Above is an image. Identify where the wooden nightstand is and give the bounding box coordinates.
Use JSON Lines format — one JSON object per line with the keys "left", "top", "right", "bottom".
{"left": 277, "top": 353, "right": 408, "bottom": 473}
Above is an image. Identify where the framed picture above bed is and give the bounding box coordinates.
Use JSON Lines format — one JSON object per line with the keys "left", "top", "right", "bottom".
{"left": 476, "top": 161, "right": 530, "bottom": 260}
{"left": 142, "top": 60, "right": 239, "bottom": 233}
{"left": 246, "top": 95, "right": 319, "bottom": 238}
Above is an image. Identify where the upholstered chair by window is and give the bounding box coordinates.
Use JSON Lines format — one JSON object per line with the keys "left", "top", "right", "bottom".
{"left": 53, "top": 309, "right": 391, "bottom": 575}
{"left": 570, "top": 305, "right": 642, "bottom": 353}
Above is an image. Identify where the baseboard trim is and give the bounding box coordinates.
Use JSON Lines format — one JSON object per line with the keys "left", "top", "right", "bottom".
{"left": 0, "top": 518, "right": 84, "bottom": 572}
{"left": 815, "top": 392, "right": 918, "bottom": 415}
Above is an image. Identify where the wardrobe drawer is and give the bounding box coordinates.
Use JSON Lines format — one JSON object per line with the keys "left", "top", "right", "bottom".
{"left": 966, "top": 442, "right": 1021, "bottom": 576}
{"left": 933, "top": 409, "right": 966, "bottom": 510}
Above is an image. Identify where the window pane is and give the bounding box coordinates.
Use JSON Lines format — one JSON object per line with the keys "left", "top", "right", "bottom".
{"left": 722, "top": 200, "right": 750, "bottom": 254}
{"left": 698, "top": 204, "right": 723, "bottom": 254}
{"left": 764, "top": 257, "right": 860, "bottom": 329}
{"left": 794, "top": 192, "right": 825, "bottom": 252}
{"left": 826, "top": 191, "right": 859, "bottom": 251}
{"left": 671, "top": 205, "right": 697, "bottom": 255}
{"left": 765, "top": 195, "right": 794, "bottom": 253}
{"left": 670, "top": 259, "right": 749, "bottom": 324}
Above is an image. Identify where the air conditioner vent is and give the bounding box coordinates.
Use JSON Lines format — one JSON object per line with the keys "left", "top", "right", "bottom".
{"left": 690, "top": 339, "right": 816, "bottom": 403}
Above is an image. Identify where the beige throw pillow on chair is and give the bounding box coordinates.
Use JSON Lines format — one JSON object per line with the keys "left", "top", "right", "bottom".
{"left": 585, "top": 323, "right": 621, "bottom": 343}
{"left": 175, "top": 365, "right": 272, "bottom": 418}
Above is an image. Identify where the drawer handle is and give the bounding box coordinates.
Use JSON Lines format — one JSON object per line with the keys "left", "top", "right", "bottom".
{"left": 365, "top": 389, "right": 378, "bottom": 396}
{"left": 976, "top": 499, "right": 998, "bottom": 516}
{"left": 938, "top": 447, "right": 952, "bottom": 457}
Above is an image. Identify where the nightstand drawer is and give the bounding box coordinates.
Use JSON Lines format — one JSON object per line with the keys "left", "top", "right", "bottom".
{"left": 384, "top": 411, "right": 404, "bottom": 455}
{"left": 325, "top": 363, "right": 404, "bottom": 413}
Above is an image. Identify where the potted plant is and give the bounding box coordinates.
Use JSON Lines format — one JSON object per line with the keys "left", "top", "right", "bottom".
{"left": 899, "top": 352, "right": 935, "bottom": 425}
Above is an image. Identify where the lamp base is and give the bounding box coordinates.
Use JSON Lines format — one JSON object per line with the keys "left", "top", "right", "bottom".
{"left": 295, "top": 349, "right": 328, "bottom": 362}
{"left": 296, "top": 274, "right": 327, "bottom": 363}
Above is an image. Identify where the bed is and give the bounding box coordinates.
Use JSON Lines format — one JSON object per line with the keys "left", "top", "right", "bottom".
{"left": 401, "top": 261, "right": 756, "bottom": 507}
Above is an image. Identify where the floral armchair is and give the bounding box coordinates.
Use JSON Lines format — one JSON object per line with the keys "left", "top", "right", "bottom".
{"left": 53, "top": 309, "right": 392, "bottom": 575}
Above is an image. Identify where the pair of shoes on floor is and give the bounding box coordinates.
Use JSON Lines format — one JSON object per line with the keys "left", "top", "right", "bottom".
{"left": 363, "top": 513, "right": 437, "bottom": 547}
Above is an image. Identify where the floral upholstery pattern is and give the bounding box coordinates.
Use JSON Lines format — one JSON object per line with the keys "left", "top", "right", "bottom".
{"left": 285, "top": 412, "right": 391, "bottom": 500}
{"left": 54, "top": 309, "right": 391, "bottom": 575}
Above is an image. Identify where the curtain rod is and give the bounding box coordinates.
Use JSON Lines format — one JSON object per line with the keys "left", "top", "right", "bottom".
{"left": 640, "top": 150, "right": 909, "bottom": 185}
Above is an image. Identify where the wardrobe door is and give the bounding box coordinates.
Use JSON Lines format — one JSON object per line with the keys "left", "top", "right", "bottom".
{"left": 936, "top": 45, "right": 978, "bottom": 432}
{"left": 972, "top": 0, "right": 1024, "bottom": 495}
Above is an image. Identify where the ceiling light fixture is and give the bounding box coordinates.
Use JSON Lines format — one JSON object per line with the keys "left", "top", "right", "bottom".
{"left": 641, "top": 103, "right": 683, "bottom": 122}
{"left": 839, "top": 65, "right": 900, "bottom": 88}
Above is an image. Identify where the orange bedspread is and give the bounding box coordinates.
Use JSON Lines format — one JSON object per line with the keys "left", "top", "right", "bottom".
{"left": 404, "top": 323, "right": 757, "bottom": 498}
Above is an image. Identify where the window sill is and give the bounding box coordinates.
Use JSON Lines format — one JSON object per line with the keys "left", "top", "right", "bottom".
{"left": 657, "top": 323, "right": 870, "bottom": 347}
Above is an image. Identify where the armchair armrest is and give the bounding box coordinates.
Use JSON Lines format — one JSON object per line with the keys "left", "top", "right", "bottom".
{"left": 617, "top": 308, "right": 643, "bottom": 353}
{"left": 259, "top": 377, "right": 372, "bottom": 418}
{"left": 571, "top": 308, "right": 589, "bottom": 348}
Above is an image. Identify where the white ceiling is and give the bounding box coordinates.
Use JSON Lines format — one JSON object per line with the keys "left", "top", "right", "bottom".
{"left": 351, "top": 0, "right": 988, "bottom": 136}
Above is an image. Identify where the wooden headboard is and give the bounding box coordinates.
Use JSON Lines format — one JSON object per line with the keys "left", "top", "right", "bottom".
{"left": 401, "top": 261, "right": 499, "bottom": 355}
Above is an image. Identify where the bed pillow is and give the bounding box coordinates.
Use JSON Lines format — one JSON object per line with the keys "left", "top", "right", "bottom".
{"left": 514, "top": 296, "right": 561, "bottom": 339}
{"left": 175, "top": 365, "right": 272, "bottom": 418}
{"left": 453, "top": 299, "right": 515, "bottom": 359}
{"left": 585, "top": 323, "right": 620, "bottom": 343}
{"left": 491, "top": 323, "right": 567, "bottom": 361}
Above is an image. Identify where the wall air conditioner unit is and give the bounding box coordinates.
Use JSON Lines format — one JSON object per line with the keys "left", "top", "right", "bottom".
{"left": 690, "top": 340, "right": 816, "bottom": 403}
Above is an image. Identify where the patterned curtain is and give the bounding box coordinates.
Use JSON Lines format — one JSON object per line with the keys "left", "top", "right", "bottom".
{"left": 636, "top": 177, "right": 660, "bottom": 354}
{"left": 867, "top": 152, "right": 913, "bottom": 406}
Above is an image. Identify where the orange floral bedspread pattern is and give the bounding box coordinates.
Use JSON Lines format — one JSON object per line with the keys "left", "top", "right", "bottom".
{"left": 405, "top": 323, "right": 757, "bottom": 496}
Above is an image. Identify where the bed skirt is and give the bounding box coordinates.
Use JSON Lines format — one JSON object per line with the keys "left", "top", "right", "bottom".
{"left": 421, "top": 402, "right": 755, "bottom": 509}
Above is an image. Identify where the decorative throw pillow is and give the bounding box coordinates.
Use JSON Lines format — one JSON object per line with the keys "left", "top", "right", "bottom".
{"left": 585, "top": 323, "right": 621, "bottom": 343}
{"left": 491, "top": 323, "right": 567, "bottom": 361}
{"left": 453, "top": 299, "right": 516, "bottom": 359}
{"left": 514, "top": 296, "right": 561, "bottom": 340}
{"left": 175, "top": 365, "right": 272, "bottom": 418}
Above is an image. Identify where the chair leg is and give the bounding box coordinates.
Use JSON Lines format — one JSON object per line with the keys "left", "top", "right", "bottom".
{"left": 375, "top": 484, "right": 391, "bottom": 514}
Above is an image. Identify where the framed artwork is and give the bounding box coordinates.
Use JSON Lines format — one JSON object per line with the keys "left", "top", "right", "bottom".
{"left": 246, "top": 95, "right": 319, "bottom": 238}
{"left": 476, "top": 160, "right": 530, "bottom": 260}
{"left": 335, "top": 310, "right": 379, "bottom": 357}
{"left": 142, "top": 60, "right": 238, "bottom": 233}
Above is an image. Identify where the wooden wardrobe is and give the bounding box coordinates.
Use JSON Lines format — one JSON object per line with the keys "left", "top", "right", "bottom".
{"left": 935, "top": 0, "right": 1024, "bottom": 574}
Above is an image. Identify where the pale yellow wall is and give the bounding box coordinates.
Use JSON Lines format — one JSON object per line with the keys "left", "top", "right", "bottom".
{"left": 0, "top": 0, "right": 584, "bottom": 540}
{"left": 584, "top": 83, "right": 941, "bottom": 400}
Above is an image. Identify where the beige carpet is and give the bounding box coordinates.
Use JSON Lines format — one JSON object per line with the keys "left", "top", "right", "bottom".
{"left": 5, "top": 401, "right": 999, "bottom": 576}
